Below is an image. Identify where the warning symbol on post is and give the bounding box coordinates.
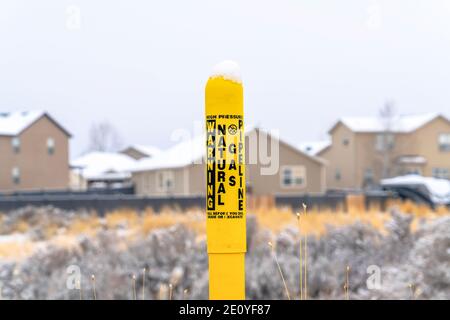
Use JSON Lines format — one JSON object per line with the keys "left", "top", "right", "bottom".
{"left": 228, "top": 124, "right": 238, "bottom": 135}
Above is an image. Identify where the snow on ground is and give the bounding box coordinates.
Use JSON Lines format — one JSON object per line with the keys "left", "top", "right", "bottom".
{"left": 1, "top": 209, "right": 450, "bottom": 299}
{"left": 0, "top": 233, "right": 29, "bottom": 244}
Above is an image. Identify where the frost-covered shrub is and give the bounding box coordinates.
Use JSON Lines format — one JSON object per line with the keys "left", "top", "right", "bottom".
{"left": 0, "top": 208, "right": 449, "bottom": 300}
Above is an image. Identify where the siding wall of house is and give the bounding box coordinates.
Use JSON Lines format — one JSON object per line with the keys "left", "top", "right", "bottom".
{"left": 246, "top": 130, "right": 325, "bottom": 195}
{"left": 0, "top": 116, "right": 69, "bottom": 191}
{"left": 352, "top": 132, "right": 418, "bottom": 186}
{"left": 320, "top": 125, "right": 356, "bottom": 189}
{"left": 187, "top": 163, "right": 206, "bottom": 195}
{"left": 412, "top": 117, "right": 450, "bottom": 177}
{"left": 133, "top": 167, "right": 187, "bottom": 196}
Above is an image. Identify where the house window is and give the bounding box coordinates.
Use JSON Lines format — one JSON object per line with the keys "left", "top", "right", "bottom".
{"left": 281, "top": 166, "right": 306, "bottom": 188}
{"left": 157, "top": 171, "right": 175, "bottom": 192}
{"left": 363, "top": 168, "right": 375, "bottom": 186}
{"left": 364, "top": 168, "right": 374, "bottom": 180}
{"left": 342, "top": 138, "right": 350, "bottom": 146}
{"left": 47, "top": 137, "right": 55, "bottom": 155}
{"left": 375, "top": 134, "right": 395, "bottom": 151}
{"left": 335, "top": 169, "right": 341, "bottom": 181}
{"left": 12, "top": 167, "right": 20, "bottom": 184}
{"left": 11, "top": 137, "right": 20, "bottom": 153}
{"left": 432, "top": 168, "right": 449, "bottom": 179}
{"left": 438, "top": 133, "right": 450, "bottom": 151}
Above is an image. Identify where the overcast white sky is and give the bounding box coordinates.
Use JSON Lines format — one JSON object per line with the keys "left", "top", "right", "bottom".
{"left": 1, "top": 1, "right": 450, "bottom": 158}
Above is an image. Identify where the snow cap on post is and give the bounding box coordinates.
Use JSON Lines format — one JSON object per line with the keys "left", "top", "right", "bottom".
{"left": 210, "top": 60, "right": 242, "bottom": 84}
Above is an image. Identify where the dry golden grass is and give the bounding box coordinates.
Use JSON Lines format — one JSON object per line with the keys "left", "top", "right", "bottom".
{"left": 252, "top": 198, "right": 450, "bottom": 236}
{"left": 105, "top": 209, "right": 141, "bottom": 229}
{"left": 14, "top": 220, "right": 30, "bottom": 233}
{"left": 253, "top": 206, "right": 391, "bottom": 236}
{"left": 1, "top": 199, "right": 449, "bottom": 261}
{"left": 65, "top": 216, "right": 102, "bottom": 237}
{"left": 0, "top": 240, "right": 37, "bottom": 260}
{"left": 1, "top": 201, "right": 449, "bottom": 240}
{"left": 103, "top": 200, "right": 450, "bottom": 238}
{"left": 141, "top": 207, "right": 205, "bottom": 235}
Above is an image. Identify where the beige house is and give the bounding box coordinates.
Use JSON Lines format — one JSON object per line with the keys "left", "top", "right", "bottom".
{"left": 317, "top": 113, "right": 450, "bottom": 190}
{"left": 131, "top": 128, "right": 326, "bottom": 196}
{"left": 0, "top": 111, "right": 71, "bottom": 192}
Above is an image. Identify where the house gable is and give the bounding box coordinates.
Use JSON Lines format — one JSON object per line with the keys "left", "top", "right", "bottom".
{"left": 0, "top": 111, "right": 71, "bottom": 138}
{"left": 24, "top": 113, "right": 71, "bottom": 138}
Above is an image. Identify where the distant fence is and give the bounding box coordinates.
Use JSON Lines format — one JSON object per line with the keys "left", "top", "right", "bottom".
{"left": 0, "top": 191, "right": 396, "bottom": 215}
{"left": 0, "top": 195, "right": 205, "bottom": 216}
{"left": 0, "top": 186, "right": 135, "bottom": 197}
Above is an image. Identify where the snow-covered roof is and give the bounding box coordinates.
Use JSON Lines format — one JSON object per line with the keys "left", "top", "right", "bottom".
{"left": 334, "top": 113, "right": 443, "bottom": 133}
{"left": 0, "top": 110, "right": 46, "bottom": 136}
{"left": 132, "top": 126, "right": 324, "bottom": 172}
{"left": 381, "top": 175, "right": 450, "bottom": 205}
{"left": 132, "top": 125, "right": 261, "bottom": 172}
{"left": 71, "top": 151, "right": 137, "bottom": 180}
{"left": 298, "top": 140, "right": 331, "bottom": 156}
{"left": 210, "top": 60, "right": 242, "bottom": 84}
{"left": 131, "top": 134, "right": 206, "bottom": 172}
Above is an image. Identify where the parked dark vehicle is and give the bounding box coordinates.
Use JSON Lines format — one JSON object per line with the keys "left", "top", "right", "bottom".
{"left": 381, "top": 175, "right": 450, "bottom": 209}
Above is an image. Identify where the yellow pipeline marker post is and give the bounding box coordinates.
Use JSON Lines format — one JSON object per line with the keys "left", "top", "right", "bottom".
{"left": 205, "top": 61, "right": 246, "bottom": 300}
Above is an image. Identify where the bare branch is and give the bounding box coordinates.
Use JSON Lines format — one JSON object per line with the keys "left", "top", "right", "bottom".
{"left": 87, "top": 121, "right": 124, "bottom": 152}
